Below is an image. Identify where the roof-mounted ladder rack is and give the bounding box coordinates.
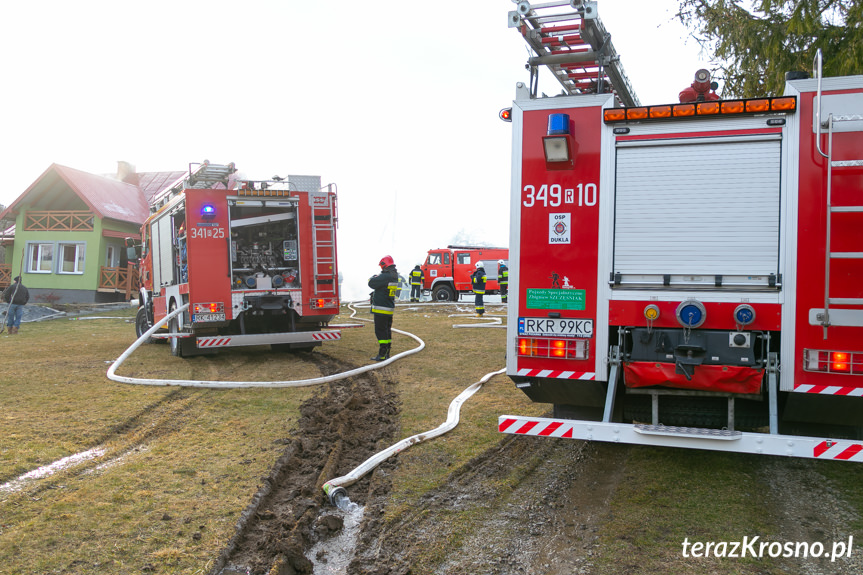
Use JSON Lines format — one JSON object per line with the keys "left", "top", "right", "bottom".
{"left": 813, "top": 50, "right": 863, "bottom": 337}
{"left": 150, "top": 161, "right": 237, "bottom": 211}
{"left": 508, "top": 0, "right": 639, "bottom": 107}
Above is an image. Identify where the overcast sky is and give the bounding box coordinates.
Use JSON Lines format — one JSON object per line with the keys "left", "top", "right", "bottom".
{"left": 1, "top": 1, "right": 713, "bottom": 300}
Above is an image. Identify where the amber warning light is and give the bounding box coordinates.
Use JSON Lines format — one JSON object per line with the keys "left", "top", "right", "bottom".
{"left": 499, "top": 108, "right": 512, "bottom": 122}
{"left": 603, "top": 96, "right": 796, "bottom": 123}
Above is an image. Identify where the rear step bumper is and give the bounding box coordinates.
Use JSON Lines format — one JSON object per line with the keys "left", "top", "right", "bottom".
{"left": 152, "top": 330, "right": 341, "bottom": 347}
{"left": 498, "top": 415, "right": 863, "bottom": 461}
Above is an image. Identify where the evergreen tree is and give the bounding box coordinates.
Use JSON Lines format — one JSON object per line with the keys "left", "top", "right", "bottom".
{"left": 676, "top": 0, "right": 863, "bottom": 98}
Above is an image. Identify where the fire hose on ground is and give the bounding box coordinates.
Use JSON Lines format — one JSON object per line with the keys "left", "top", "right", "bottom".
{"left": 106, "top": 303, "right": 424, "bottom": 388}
{"left": 107, "top": 301, "right": 507, "bottom": 508}
{"left": 322, "top": 366, "right": 506, "bottom": 508}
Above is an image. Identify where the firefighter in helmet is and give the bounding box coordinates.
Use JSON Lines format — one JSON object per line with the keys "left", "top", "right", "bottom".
{"left": 368, "top": 255, "right": 399, "bottom": 361}
{"left": 471, "top": 261, "right": 486, "bottom": 317}
{"left": 409, "top": 264, "right": 424, "bottom": 302}
{"left": 497, "top": 259, "right": 508, "bottom": 303}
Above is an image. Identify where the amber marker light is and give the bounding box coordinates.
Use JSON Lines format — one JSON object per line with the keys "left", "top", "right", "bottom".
{"left": 746, "top": 99, "right": 771, "bottom": 113}
{"left": 771, "top": 96, "right": 797, "bottom": 111}
{"left": 626, "top": 107, "right": 649, "bottom": 120}
{"left": 697, "top": 101, "right": 720, "bottom": 115}
{"left": 604, "top": 108, "right": 626, "bottom": 122}
{"left": 721, "top": 100, "right": 746, "bottom": 114}
{"left": 673, "top": 104, "right": 696, "bottom": 117}
{"left": 649, "top": 105, "right": 673, "bottom": 119}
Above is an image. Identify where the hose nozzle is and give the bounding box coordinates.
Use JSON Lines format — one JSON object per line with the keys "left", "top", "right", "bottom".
{"left": 323, "top": 483, "right": 348, "bottom": 508}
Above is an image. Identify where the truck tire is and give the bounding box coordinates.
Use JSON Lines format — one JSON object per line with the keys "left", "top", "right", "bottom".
{"left": 432, "top": 284, "right": 455, "bottom": 302}
{"left": 169, "top": 308, "right": 183, "bottom": 357}
{"left": 168, "top": 301, "right": 195, "bottom": 358}
{"left": 135, "top": 307, "right": 154, "bottom": 343}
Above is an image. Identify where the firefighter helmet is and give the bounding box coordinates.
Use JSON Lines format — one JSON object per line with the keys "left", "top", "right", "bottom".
{"left": 498, "top": 259, "right": 505, "bottom": 265}
{"left": 379, "top": 255, "right": 394, "bottom": 267}
{"left": 475, "top": 261, "right": 483, "bottom": 269}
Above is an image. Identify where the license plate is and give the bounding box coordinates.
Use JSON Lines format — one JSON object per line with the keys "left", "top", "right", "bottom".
{"left": 518, "top": 317, "right": 593, "bottom": 338}
{"left": 193, "top": 313, "right": 226, "bottom": 323}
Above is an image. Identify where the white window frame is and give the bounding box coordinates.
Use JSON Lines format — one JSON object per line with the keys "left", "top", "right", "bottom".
{"left": 57, "top": 242, "right": 86, "bottom": 275}
{"left": 106, "top": 244, "right": 117, "bottom": 267}
{"left": 27, "top": 242, "right": 54, "bottom": 274}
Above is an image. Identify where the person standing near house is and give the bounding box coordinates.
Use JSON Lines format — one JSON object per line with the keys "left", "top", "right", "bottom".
{"left": 368, "top": 255, "right": 399, "bottom": 361}
{"left": 3, "top": 276, "right": 29, "bottom": 334}
{"left": 471, "top": 261, "right": 486, "bottom": 317}
{"left": 497, "top": 259, "right": 508, "bottom": 303}
{"left": 409, "top": 264, "right": 424, "bottom": 302}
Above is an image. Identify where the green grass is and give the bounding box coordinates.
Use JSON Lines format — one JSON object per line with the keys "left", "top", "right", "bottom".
{"left": 0, "top": 302, "right": 542, "bottom": 574}
{"left": 3, "top": 303, "right": 863, "bottom": 574}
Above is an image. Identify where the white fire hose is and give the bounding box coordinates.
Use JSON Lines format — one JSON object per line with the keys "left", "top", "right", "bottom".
{"left": 322, "top": 366, "right": 506, "bottom": 507}
{"left": 106, "top": 303, "right": 424, "bottom": 388}
{"left": 107, "top": 301, "right": 506, "bottom": 509}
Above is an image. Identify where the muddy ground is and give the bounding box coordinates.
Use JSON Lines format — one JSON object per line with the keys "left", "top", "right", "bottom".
{"left": 207, "top": 354, "right": 863, "bottom": 575}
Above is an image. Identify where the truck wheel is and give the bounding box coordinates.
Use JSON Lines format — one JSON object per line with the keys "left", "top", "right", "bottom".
{"left": 135, "top": 307, "right": 153, "bottom": 343}
{"left": 432, "top": 284, "right": 455, "bottom": 302}
{"left": 169, "top": 302, "right": 185, "bottom": 357}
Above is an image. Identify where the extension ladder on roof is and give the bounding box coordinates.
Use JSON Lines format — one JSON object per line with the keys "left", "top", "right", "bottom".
{"left": 508, "top": 0, "right": 640, "bottom": 107}
{"left": 150, "top": 161, "right": 237, "bottom": 210}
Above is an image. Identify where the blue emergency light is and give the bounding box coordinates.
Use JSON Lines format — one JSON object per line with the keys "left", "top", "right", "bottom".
{"left": 201, "top": 204, "right": 216, "bottom": 217}
{"left": 547, "top": 113, "right": 570, "bottom": 135}
{"left": 543, "top": 113, "right": 572, "bottom": 163}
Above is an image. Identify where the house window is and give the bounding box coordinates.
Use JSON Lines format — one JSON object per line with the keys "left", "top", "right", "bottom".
{"left": 106, "top": 245, "right": 116, "bottom": 267}
{"left": 58, "top": 243, "right": 86, "bottom": 274}
{"left": 27, "top": 243, "right": 53, "bottom": 273}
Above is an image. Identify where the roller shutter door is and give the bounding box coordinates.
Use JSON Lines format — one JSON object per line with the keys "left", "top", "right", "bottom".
{"left": 613, "top": 136, "right": 781, "bottom": 284}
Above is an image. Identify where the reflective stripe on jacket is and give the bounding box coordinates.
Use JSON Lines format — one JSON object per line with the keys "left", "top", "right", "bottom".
{"left": 410, "top": 268, "right": 424, "bottom": 286}
{"left": 498, "top": 265, "right": 509, "bottom": 285}
{"left": 369, "top": 265, "right": 399, "bottom": 314}
{"left": 471, "top": 269, "right": 486, "bottom": 294}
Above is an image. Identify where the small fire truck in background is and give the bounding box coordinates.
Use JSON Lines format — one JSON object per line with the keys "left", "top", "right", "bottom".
{"left": 421, "top": 246, "right": 509, "bottom": 301}
{"left": 132, "top": 161, "right": 340, "bottom": 357}
{"left": 499, "top": 1, "right": 863, "bottom": 461}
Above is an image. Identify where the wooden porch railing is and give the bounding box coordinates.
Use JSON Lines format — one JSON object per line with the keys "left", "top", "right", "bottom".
{"left": 0, "top": 264, "right": 10, "bottom": 289}
{"left": 24, "top": 211, "right": 95, "bottom": 232}
{"left": 98, "top": 264, "right": 138, "bottom": 299}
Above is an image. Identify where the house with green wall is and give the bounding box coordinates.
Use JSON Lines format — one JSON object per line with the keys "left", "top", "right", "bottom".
{"left": 0, "top": 163, "right": 183, "bottom": 304}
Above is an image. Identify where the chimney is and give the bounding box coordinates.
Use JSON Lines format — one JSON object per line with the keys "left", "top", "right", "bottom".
{"left": 117, "top": 161, "right": 138, "bottom": 184}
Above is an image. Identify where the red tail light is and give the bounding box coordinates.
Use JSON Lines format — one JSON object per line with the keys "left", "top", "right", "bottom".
{"left": 517, "top": 338, "right": 589, "bottom": 360}
{"left": 832, "top": 352, "right": 851, "bottom": 372}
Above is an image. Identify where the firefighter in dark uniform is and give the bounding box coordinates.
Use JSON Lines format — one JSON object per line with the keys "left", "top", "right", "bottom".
{"left": 497, "top": 259, "right": 508, "bottom": 303}
{"left": 409, "top": 264, "right": 424, "bottom": 302}
{"left": 471, "top": 261, "right": 486, "bottom": 317}
{"left": 368, "top": 255, "right": 399, "bottom": 361}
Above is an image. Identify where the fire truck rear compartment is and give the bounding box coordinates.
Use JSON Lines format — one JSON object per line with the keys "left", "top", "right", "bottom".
{"left": 622, "top": 327, "right": 767, "bottom": 374}
{"left": 229, "top": 201, "right": 301, "bottom": 291}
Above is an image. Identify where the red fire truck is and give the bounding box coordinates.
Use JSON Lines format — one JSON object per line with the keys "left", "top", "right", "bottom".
{"left": 132, "top": 162, "right": 341, "bottom": 357}
{"left": 421, "top": 246, "right": 509, "bottom": 301}
{"left": 499, "top": 2, "right": 863, "bottom": 460}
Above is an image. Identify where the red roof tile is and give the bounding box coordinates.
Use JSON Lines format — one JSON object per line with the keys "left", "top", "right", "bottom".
{"left": 53, "top": 165, "right": 150, "bottom": 224}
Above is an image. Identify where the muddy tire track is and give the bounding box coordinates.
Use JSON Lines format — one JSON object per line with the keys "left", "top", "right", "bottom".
{"left": 344, "top": 434, "right": 612, "bottom": 575}
{"left": 0, "top": 387, "right": 202, "bottom": 537}
{"left": 0, "top": 388, "right": 195, "bottom": 488}
{"left": 208, "top": 353, "right": 401, "bottom": 575}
